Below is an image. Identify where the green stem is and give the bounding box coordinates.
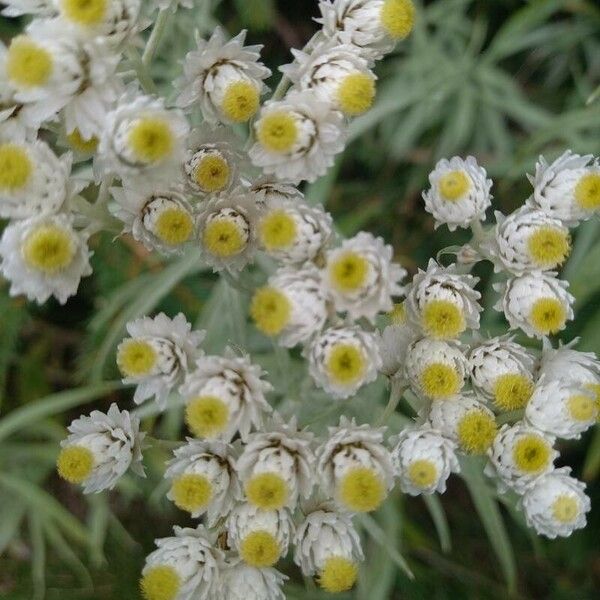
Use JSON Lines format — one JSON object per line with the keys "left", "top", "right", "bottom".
{"left": 376, "top": 379, "right": 405, "bottom": 426}
{"left": 144, "top": 436, "right": 181, "bottom": 451}
{"left": 142, "top": 5, "right": 173, "bottom": 67}
{"left": 127, "top": 47, "right": 158, "bottom": 95}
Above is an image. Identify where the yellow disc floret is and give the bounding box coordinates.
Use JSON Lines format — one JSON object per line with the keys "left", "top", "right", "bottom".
{"left": 527, "top": 227, "right": 571, "bottom": 269}
{"left": 329, "top": 251, "right": 370, "bottom": 293}
{"left": 407, "top": 459, "right": 438, "bottom": 489}
{"left": 193, "top": 154, "right": 231, "bottom": 193}
{"left": 318, "top": 556, "right": 358, "bottom": 593}
{"left": 492, "top": 373, "right": 534, "bottom": 411}
{"left": 438, "top": 170, "right": 471, "bottom": 201}
{"left": 66, "top": 129, "right": 99, "bottom": 154}
{"left": 245, "top": 472, "right": 288, "bottom": 510}
{"left": 202, "top": 217, "right": 246, "bottom": 258}
{"left": 221, "top": 80, "right": 260, "bottom": 123}
{"left": 552, "top": 495, "right": 579, "bottom": 524}
{"left": 22, "top": 224, "right": 76, "bottom": 274}
{"left": 140, "top": 565, "right": 181, "bottom": 600}
{"left": 7, "top": 36, "right": 53, "bottom": 88}
{"left": 419, "top": 363, "right": 461, "bottom": 399}
{"left": 0, "top": 143, "right": 32, "bottom": 191}
{"left": 567, "top": 394, "right": 597, "bottom": 422}
{"left": 250, "top": 286, "right": 291, "bottom": 336}
{"left": 117, "top": 338, "right": 158, "bottom": 378}
{"left": 153, "top": 207, "right": 194, "bottom": 246}
{"left": 529, "top": 298, "right": 567, "bottom": 335}
{"left": 185, "top": 395, "right": 230, "bottom": 438}
{"left": 170, "top": 473, "right": 213, "bottom": 514}
{"left": 257, "top": 111, "right": 298, "bottom": 153}
{"left": 56, "top": 445, "right": 94, "bottom": 484}
{"left": 128, "top": 117, "right": 174, "bottom": 164}
{"left": 457, "top": 410, "right": 497, "bottom": 454}
{"left": 336, "top": 72, "right": 376, "bottom": 116}
{"left": 326, "top": 343, "right": 366, "bottom": 386}
{"left": 422, "top": 300, "right": 466, "bottom": 340}
{"left": 60, "top": 0, "right": 108, "bottom": 26}
{"left": 338, "top": 467, "right": 385, "bottom": 512}
{"left": 240, "top": 530, "right": 281, "bottom": 568}
{"left": 513, "top": 434, "right": 551, "bottom": 474}
{"left": 259, "top": 210, "right": 297, "bottom": 251}
{"left": 574, "top": 173, "right": 600, "bottom": 210}
{"left": 380, "top": 0, "right": 416, "bottom": 40}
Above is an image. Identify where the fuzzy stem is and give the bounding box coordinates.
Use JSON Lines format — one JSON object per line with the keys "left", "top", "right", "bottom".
{"left": 142, "top": 4, "right": 174, "bottom": 67}
{"left": 376, "top": 379, "right": 405, "bottom": 426}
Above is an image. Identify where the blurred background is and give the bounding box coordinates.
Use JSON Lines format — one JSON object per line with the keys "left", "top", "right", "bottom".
{"left": 0, "top": 0, "right": 599, "bottom": 598}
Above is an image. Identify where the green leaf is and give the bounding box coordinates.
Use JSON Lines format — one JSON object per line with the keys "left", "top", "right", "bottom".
{"left": 583, "top": 426, "right": 600, "bottom": 480}
{"left": 422, "top": 494, "right": 452, "bottom": 553}
{"left": 44, "top": 520, "right": 93, "bottom": 587}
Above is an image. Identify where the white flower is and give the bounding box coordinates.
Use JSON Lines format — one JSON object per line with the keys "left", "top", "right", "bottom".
{"left": 1, "top": 0, "right": 54, "bottom": 17}
{"left": 256, "top": 191, "right": 334, "bottom": 264}
{"left": 280, "top": 41, "right": 376, "bottom": 117}
{"left": 164, "top": 439, "right": 241, "bottom": 525}
{"left": 485, "top": 423, "right": 558, "bottom": 494}
{"left": 484, "top": 207, "right": 571, "bottom": 275}
{"left": 140, "top": 525, "right": 223, "bottom": 600}
{"left": 317, "top": 0, "right": 416, "bottom": 61}
{"left": 179, "top": 348, "right": 273, "bottom": 442}
{"left": 468, "top": 335, "right": 537, "bottom": 411}
{"left": 293, "top": 505, "right": 363, "bottom": 593}
{"left": 226, "top": 503, "right": 294, "bottom": 567}
{"left": 95, "top": 91, "right": 189, "bottom": 184}
{"left": 250, "top": 265, "right": 328, "bottom": 348}
{"left": 391, "top": 425, "right": 459, "bottom": 495}
{"left": 527, "top": 150, "right": 600, "bottom": 225}
{"left": 219, "top": 561, "right": 286, "bottom": 600}
{"left": 376, "top": 323, "right": 418, "bottom": 380}
{"left": 57, "top": 403, "right": 145, "bottom": 493}
{"left": 405, "top": 259, "right": 481, "bottom": 339}
{"left": 520, "top": 468, "right": 590, "bottom": 539}
{"left": 116, "top": 313, "right": 205, "bottom": 410}
{"left": 0, "top": 213, "right": 92, "bottom": 304}
{"left": 405, "top": 338, "right": 468, "bottom": 400}
{"left": 307, "top": 326, "right": 382, "bottom": 399}
{"left": 196, "top": 187, "right": 262, "bottom": 273}
{"left": 494, "top": 273, "right": 574, "bottom": 339}
{"left": 316, "top": 417, "right": 394, "bottom": 512}
{"left": 176, "top": 28, "right": 271, "bottom": 125}
{"left": 324, "top": 232, "right": 406, "bottom": 322}
{"left": 422, "top": 156, "right": 492, "bottom": 231}
{"left": 249, "top": 90, "right": 346, "bottom": 184}
{"left": 236, "top": 415, "right": 315, "bottom": 510}
{"left": 110, "top": 181, "right": 196, "bottom": 255}
{"left": 525, "top": 379, "right": 597, "bottom": 440}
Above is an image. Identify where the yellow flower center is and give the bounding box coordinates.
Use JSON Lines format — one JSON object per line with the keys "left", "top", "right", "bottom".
{"left": 170, "top": 474, "right": 213, "bottom": 514}
{"left": 66, "top": 129, "right": 99, "bottom": 154}
{"left": 193, "top": 154, "right": 231, "bottom": 193}
{"left": 389, "top": 302, "right": 407, "bottom": 325}
{"left": 438, "top": 170, "right": 471, "bottom": 201}
{"left": 250, "top": 286, "right": 291, "bottom": 336}
{"left": 116, "top": 339, "right": 158, "bottom": 378}
{"left": 245, "top": 472, "right": 288, "bottom": 510}
{"left": 221, "top": 80, "right": 260, "bottom": 123}
{"left": 202, "top": 217, "right": 246, "bottom": 258}
{"left": 422, "top": 299, "right": 466, "bottom": 340}
{"left": 513, "top": 435, "right": 551, "bottom": 474}
{"left": 567, "top": 394, "right": 596, "bottom": 422}
{"left": 338, "top": 467, "right": 386, "bottom": 512}
{"left": 240, "top": 530, "right": 281, "bottom": 568}
{"left": 185, "top": 395, "right": 230, "bottom": 438}
{"left": 574, "top": 173, "right": 600, "bottom": 210}
{"left": 140, "top": 565, "right": 181, "bottom": 600}
{"left": 259, "top": 210, "right": 298, "bottom": 251}
{"left": 380, "top": 0, "right": 416, "bottom": 40}
{"left": 22, "top": 224, "right": 76, "bottom": 274}
{"left": 529, "top": 298, "right": 567, "bottom": 335}
{"left": 256, "top": 111, "right": 298, "bottom": 153}
{"left": 128, "top": 117, "right": 174, "bottom": 164}
{"left": 318, "top": 556, "right": 358, "bottom": 593}
{"left": 6, "top": 36, "right": 53, "bottom": 88}
{"left": 0, "top": 143, "right": 32, "bottom": 191}
{"left": 329, "top": 251, "right": 370, "bottom": 293}
{"left": 419, "top": 363, "right": 461, "bottom": 399}
{"left": 407, "top": 459, "right": 438, "bottom": 489}
{"left": 326, "top": 343, "right": 366, "bottom": 386}
{"left": 527, "top": 227, "right": 571, "bottom": 269}
{"left": 492, "top": 373, "right": 534, "bottom": 411}
{"left": 60, "top": 0, "right": 108, "bottom": 26}
{"left": 57, "top": 445, "right": 94, "bottom": 484}
{"left": 457, "top": 410, "right": 497, "bottom": 454}
{"left": 552, "top": 495, "right": 579, "bottom": 524}
{"left": 336, "top": 72, "right": 376, "bottom": 116}
{"left": 153, "top": 207, "right": 194, "bottom": 246}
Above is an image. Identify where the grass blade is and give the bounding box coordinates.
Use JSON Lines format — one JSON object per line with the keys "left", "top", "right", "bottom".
{"left": 423, "top": 494, "right": 452, "bottom": 553}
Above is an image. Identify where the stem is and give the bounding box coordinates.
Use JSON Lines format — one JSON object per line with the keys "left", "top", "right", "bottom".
{"left": 142, "top": 5, "right": 173, "bottom": 67}
{"left": 127, "top": 47, "right": 159, "bottom": 95}
{"left": 144, "top": 436, "right": 182, "bottom": 451}
{"left": 470, "top": 219, "right": 486, "bottom": 243}
{"left": 376, "top": 379, "right": 405, "bottom": 426}
{"left": 96, "top": 177, "right": 112, "bottom": 206}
